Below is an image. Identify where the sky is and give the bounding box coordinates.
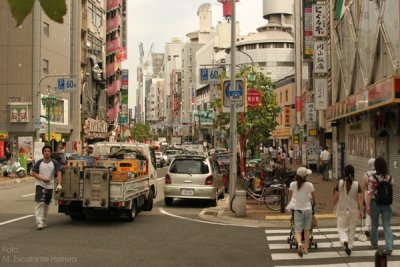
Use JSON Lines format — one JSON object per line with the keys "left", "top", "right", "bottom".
{"left": 121, "top": 0, "right": 267, "bottom": 109}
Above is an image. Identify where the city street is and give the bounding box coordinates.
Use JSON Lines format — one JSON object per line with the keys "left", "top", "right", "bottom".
{"left": 0, "top": 169, "right": 399, "bottom": 266}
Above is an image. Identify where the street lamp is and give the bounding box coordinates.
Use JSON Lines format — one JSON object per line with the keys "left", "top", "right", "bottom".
{"left": 41, "top": 96, "right": 57, "bottom": 146}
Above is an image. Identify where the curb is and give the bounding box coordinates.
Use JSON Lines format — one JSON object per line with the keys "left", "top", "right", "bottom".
{"left": 0, "top": 177, "right": 35, "bottom": 186}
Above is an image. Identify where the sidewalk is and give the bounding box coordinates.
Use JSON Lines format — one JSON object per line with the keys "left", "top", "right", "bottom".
{"left": 200, "top": 161, "right": 400, "bottom": 227}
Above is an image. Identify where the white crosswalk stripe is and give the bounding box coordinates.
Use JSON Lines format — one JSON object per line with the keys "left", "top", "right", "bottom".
{"left": 266, "top": 225, "right": 399, "bottom": 267}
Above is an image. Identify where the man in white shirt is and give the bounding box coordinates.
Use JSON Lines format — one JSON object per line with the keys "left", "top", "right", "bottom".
{"left": 320, "top": 146, "right": 331, "bottom": 180}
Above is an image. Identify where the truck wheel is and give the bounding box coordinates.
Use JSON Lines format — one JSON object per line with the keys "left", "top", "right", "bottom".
{"left": 142, "top": 190, "right": 153, "bottom": 211}
{"left": 127, "top": 200, "right": 137, "bottom": 222}
{"left": 164, "top": 197, "right": 173, "bottom": 206}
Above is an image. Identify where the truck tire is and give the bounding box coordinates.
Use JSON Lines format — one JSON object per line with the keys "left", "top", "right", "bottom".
{"left": 127, "top": 200, "right": 137, "bottom": 222}
{"left": 164, "top": 197, "right": 173, "bottom": 206}
{"left": 142, "top": 190, "right": 153, "bottom": 211}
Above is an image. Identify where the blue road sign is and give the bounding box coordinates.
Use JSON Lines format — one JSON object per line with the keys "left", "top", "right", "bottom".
{"left": 58, "top": 79, "right": 65, "bottom": 90}
{"left": 223, "top": 79, "right": 244, "bottom": 107}
{"left": 200, "top": 69, "right": 208, "bottom": 83}
{"left": 57, "top": 78, "right": 77, "bottom": 91}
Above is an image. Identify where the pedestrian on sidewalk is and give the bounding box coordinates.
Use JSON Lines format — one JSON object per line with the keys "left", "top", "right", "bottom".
{"left": 319, "top": 146, "right": 331, "bottom": 180}
{"left": 361, "top": 158, "right": 375, "bottom": 236}
{"left": 31, "top": 145, "right": 62, "bottom": 230}
{"left": 287, "top": 167, "right": 316, "bottom": 257}
{"left": 289, "top": 147, "right": 294, "bottom": 165}
{"left": 367, "top": 157, "right": 393, "bottom": 255}
{"left": 333, "top": 165, "right": 364, "bottom": 256}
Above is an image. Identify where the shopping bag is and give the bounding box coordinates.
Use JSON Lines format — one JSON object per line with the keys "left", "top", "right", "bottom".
{"left": 358, "top": 220, "right": 367, "bottom": 242}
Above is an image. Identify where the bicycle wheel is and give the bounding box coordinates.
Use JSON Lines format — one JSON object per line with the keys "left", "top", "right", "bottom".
{"left": 264, "top": 186, "right": 288, "bottom": 211}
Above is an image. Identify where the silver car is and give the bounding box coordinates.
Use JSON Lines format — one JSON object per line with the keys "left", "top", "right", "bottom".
{"left": 163, "top": 155, "right": 225, "bottom": 207}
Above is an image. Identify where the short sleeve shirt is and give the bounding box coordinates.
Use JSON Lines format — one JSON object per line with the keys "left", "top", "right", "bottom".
{"left": 289, "top": 181, "right": 315, "bottom": 210}
{"left": 32, "top": 159, "right": 61, "bottom": 189}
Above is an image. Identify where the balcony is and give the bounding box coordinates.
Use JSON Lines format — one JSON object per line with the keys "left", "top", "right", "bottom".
{"left": 106, "top": 14, "right": 121, "bottom": 32}
{"left": 107, "top": 100, "right": 120, "bottom": 123}
{"left": 106, "top": 61, "right": 119, "bottom": 77}
{"left": 107, "top": 0, "right": 121, "bottom": 10}
{"left": 106, "top": 37, "right": 122, "bottom": 54}
{"left": 107, "top": 79, "right": 120, "bottom": 97}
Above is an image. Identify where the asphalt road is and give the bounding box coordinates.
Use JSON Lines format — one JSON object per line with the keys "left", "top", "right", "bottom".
{"left": 1, "top": 168, "right": 399, "bottom": 267}
{"left": 0, "top": 168, "right": 270, "bottom": 267}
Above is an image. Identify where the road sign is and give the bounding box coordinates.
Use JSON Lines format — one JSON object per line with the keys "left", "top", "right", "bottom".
{"left": 222, "top": 79, "right": 245, "bottom": 113}
{"left": 199, "top": 68, "right": 222, "bottom": 84}
{"left": 57, "top": 78, "right": 77, "bottom": 91}
{"left": 247, "top": 88, "right": 262, "bottom": 107}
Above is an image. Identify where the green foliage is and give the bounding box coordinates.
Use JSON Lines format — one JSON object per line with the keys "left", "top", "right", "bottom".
{"left": 130, "top": 123, "right": 152, "bottom": 143}
{"left": 7, "top": 0, "right": 67, "bottom": 26}
{"left": 214, "top": 66, "right": 281, "bottom": 152}
{"left": 237, "top": 67, "right": 281, "bottom": 150}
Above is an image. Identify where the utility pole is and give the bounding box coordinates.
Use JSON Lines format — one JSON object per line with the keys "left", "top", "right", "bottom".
{"left": 229, "top": 1, "right": 237, "bottom": 205}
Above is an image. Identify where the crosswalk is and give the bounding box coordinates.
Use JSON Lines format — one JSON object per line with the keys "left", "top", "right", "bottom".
{"left": 265, "top": 225, "right": 400, "bottom": 266}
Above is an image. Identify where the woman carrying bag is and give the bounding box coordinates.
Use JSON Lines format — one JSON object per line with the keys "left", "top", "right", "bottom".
{"left": 333, "top": 165, "right": 364, "bottom": 256}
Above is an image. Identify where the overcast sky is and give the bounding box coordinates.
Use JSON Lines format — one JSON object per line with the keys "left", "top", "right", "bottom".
{"left": 121, "top": 0, "right": 266, "bottom": 108}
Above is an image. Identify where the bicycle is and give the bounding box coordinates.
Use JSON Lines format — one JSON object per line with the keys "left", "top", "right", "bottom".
{"left": 230, "top": 171, "right": 289, "bottom": 212}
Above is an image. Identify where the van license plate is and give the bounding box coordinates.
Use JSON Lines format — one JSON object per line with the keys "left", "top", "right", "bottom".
{"left": 181, "top": 189, "right": 194, "bottom": 196}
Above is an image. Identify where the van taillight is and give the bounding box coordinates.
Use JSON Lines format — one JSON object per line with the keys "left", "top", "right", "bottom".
{"left": 205, "top": 175, "right": 213, "bottom": 185}
{"left": 165, "top": 174, "right": 171, "bottom": 184}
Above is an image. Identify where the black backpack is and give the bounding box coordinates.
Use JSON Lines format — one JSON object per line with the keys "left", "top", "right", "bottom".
{"left": 373, "top": 175, "right": 393, "bottom": 205}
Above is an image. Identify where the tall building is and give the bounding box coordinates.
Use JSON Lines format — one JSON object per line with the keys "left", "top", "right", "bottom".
{"left": 0, "top": 1, "right": 78, "bottom": 157}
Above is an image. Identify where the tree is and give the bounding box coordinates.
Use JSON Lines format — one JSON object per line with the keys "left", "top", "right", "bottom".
{"left": 130, "top": 123, "right": 152, "bottom": 143}
{"left": 8, "top": 0, "right": 67, "bottom": 26}
{"left": 214, "top": 67, "right": 280, "bottom": 153}
{"left": 236, "top": 66, "right": 281, "bottom": 154}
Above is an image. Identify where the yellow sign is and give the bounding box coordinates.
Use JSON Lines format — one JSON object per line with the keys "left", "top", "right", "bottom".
{"left": 0, "top": 132, "right": 9, "bottom": 139}
{"left": 44, "top": 133, "right": 62, "bottom": 142}
{"left": 309, "top": 129, "right": 318, "bottom": 136}
{"left": 271, "top": 128, "right": 291, "bottom": 138}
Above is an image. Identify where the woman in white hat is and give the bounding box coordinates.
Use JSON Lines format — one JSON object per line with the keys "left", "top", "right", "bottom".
{"left": 288, "top": 167, "right": 316, "bottom": 257}
{"left": 361, "top": 158, "right": 375, "bottom": 236}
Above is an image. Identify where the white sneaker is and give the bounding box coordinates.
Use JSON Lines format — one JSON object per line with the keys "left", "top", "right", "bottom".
{"left": 37, "top": 224, "right": 44, "bottom": 230}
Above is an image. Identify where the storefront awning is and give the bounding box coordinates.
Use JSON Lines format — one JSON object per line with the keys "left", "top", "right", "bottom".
{"left": 326, "top": 76, "right": 400, "bottom": 121}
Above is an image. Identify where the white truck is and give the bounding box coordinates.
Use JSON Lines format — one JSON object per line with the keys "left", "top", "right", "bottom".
{"left": 55, "top": 142, "right": 158, "bottom": 221}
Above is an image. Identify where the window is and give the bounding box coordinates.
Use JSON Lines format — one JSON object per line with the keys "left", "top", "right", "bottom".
{"left": 259, "top": 43, "right": 271, "bottom": 49}
{"left": 42, "top": 59, "right": 49, "bottom": 74}
{"left": 285, "top": 91, "right": 288, "bottom": 102}
{"left": 88, "top": 1, "right": 103, "bottom": 28}
{"left": 245, "top": 44, "right": 256, "bottom": 50}
{"left": 87, "top": 33, "right": 103, "bottom": 57}
{"left": 43, "top": 22, "right": 49, "bottom": 37}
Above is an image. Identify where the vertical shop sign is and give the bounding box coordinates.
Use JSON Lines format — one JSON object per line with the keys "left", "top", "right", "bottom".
{"left": 314, "top": 77, "right": 328, "bottom": 110}
{"left": 312, "top": 4, "right": 327, "bottom": 37}
{"left": 314, "top": 41, "right": 328, "bottom": 73}
{"left": 305, "top": 103, "right": 317, "bottom": 123}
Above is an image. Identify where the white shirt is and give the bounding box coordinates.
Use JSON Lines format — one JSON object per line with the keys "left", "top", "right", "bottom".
{"left": 320, "top": 149, "right": 330, "bottom": 161}
{"left": 289, "top": 181, "right": 314, "bottom": 211}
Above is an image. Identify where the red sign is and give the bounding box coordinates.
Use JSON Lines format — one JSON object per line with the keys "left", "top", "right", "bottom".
{"left": 247, "top": 88, "right": 262, "bottom": 107}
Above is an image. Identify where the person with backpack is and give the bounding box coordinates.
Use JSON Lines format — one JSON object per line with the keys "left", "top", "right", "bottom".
{"left": 366, "top": 157, "right": 393, "bottom": 255}
{"left": 333, "top": 165, "right": 364, "bottom": 256}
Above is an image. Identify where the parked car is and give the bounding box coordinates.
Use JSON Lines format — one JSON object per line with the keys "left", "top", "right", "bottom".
{"left": 163, "top": 155, "right": 225, "bottom": 207}
{"left": 155, "top": 152, "right": 165, "bottom": 167}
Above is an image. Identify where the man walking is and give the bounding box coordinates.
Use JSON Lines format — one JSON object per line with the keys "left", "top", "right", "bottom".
{"left": 320, "top": 146, "right": 331, "bottom": 180}
{"left": 31, "top": 145, "right": 62, "bottom": 230}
